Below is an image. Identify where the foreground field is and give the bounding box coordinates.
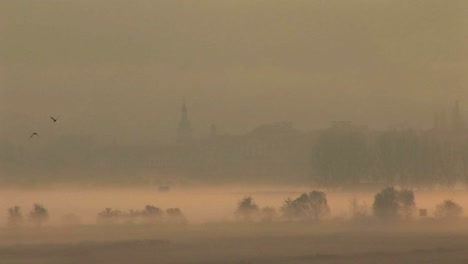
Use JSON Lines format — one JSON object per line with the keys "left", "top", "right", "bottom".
{"left": 2, "top": 223, "right": 468, "bottom": 264}
{"left": 2, "top": 186, "right": 468, "bottom": 263}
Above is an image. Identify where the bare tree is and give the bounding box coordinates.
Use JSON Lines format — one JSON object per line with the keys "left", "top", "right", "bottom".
{"left": 7, "top": 206, "right": 23, "bottom": 227}
{"left": 29, "top": 204, "right": 49, "bottom": 227}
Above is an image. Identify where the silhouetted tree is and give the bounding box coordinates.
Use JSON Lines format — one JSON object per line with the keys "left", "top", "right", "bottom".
{"left": 281, "top": 191, "right": 330, "bottom": 221}
{"left": 7, "top": 206, "right": 23, "bottom": 227}
{"left": 143, "top": 205, "right": 164, "bottom": 217}
{"left": 434, "top": 200, "right": 463, "bottom": 220}
{"left": 28, "top": 204, "right": 49, "bottom": 226}
{"left": 373, "top": 187, "right": 415, "bottom": 221}
{"left": 97, "top": 208, "right": 122, "bottom": 224}
{"left": 166, "top": 208, "right": 187, "bottom": 224}
{"left": 235, "top": 196, "right": 260, "bottom": 222}
{"left": 376, "top": 131, "right": 440, "bottom": 187}
{"left": 141, "top": 205, "right": 164, "bottom": 223}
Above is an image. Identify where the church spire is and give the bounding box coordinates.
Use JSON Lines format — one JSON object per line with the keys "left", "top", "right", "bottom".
{"left": 177, "top": 102, "right": 192, "bottom": 143}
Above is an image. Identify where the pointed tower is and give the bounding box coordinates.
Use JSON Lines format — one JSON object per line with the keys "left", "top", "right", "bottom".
{"left": 177, "top": 103, "right": 192, "bottom": 143}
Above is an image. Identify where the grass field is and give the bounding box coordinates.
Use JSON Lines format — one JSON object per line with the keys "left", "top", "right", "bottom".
{"left": 1, "top": 222, "right": 468, "bottom": 264}
{"left": 1, "top": 186, "right": 468, "bottom": 263}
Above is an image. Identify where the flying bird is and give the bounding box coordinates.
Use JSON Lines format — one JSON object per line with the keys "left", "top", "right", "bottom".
{"left": 50, "top": 116, "right": 58, "bottom": 122}
{"left": 30, "top": 132, "right": 39, "bottom": 138}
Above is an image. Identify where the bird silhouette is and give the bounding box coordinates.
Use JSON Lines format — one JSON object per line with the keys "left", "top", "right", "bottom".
{"left": 50, "top": 116, "right": 58, "bottom": 122}
{"left": 30, "top": 132, "right": 39, "bottom": 138}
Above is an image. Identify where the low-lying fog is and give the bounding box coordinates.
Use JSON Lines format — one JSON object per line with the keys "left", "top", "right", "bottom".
{"left": 1, "top": 185, "right": 467, "bottom": 225}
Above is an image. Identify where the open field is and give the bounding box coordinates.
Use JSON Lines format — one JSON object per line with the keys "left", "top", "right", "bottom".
{"left": 1, "top": 186, "right": 468, "bottom": 263}
{"left": 1, "top": 223, "right": 468, "bottom": 264}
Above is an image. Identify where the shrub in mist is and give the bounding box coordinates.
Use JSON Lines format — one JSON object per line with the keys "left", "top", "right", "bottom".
{"left": 281, "top": 191, "right": 330, "bottom": 221}
{"left": 97, "top": 206, "right": 186, "bottom": 225}
{"left": 97, "top": 208, "right": 123, "bottom": 224}
{"left": 373, "top": 187, "right": 415, "bottom": 221}
{"left": 126, "top": 209, "right": 142, "bottom": 222}
{"left": 434, "top": 200, "right": 463, "bottom": 220}
{"left": 28, "top": 204, "right": 49, "bottom": 226}
{"left": 143, "top": 205, "right": 164, "bottom": 218}
{"left": 141, "top": 205, "right": 164, "bottom": 223}
{"left": 235, "top": 196, "right": 260, "bottom": 222}
{"left": 7, "top": 206, "right": 23, "bottom": 227}
{"left": 165, "top": 208, "right": 187, "bottom": 224}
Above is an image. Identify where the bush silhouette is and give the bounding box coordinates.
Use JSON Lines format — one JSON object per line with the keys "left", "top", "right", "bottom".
{"left": 434, "top": 200, "right": 463, "bottom": 220}
{"left": 7, "top": 206, "right": 23, "bottom": 227}
{"left": 28, "top": 204, "right": 49, "bottom": 226}
{"left": 281, "top": 191, "right": 330, "bottom": 221}
{"left": 373, "top": 187, "right": 415, "bottom": 221}
{"left": 235, "top": 197, "right": 260, "bottom": 222}
{"left": 143, "top": 205, "right": 164, "bottom": 218}
{"left": 97, "top": 205, "right": 186, "bottom": 225}
{"left": 97, "top": 208, "right": 122, "bottom": 224}
{"left": 166, "top": 208, "right": 187, "bottom": 224}
{"left": 141, "top": 205, "right": 164, "bottom": 223}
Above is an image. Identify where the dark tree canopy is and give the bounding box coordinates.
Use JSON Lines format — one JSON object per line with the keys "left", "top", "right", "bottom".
{"left": 282, "top": 191, "right": 330, "bottom": 221}
{"left": 29, "top": 204, "right": 49, "bottom": 226}
{"left": 311, "top": 122, "right": 468, "bottom": 189}
{"left": 7, "top": 206, "right": 23, "bottom": 227}
{"left": 235, "top": 196, "right": 260, "bottom": 222}
{"left": 373, "top": 187, "right": 416, "bottom": 221}
{"left": 434, "top": 200, "right": 463, "bottom": 220}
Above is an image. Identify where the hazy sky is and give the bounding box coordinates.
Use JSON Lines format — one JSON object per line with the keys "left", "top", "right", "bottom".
{"left": 1, "top": 0, "right": 466, "bottom": 145}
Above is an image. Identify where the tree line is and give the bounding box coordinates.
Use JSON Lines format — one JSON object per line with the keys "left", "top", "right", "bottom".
{"left": 312, "top": 122, "right": 468, "bottom": 188}
{"left": 235, "top": 187, "right": 464, "bottom": 223}
{"left": 5, "top": 204, "right": 186, "bottom": 227}
{"left": 4, "top": 188, "right": 464, "bottom": 227}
